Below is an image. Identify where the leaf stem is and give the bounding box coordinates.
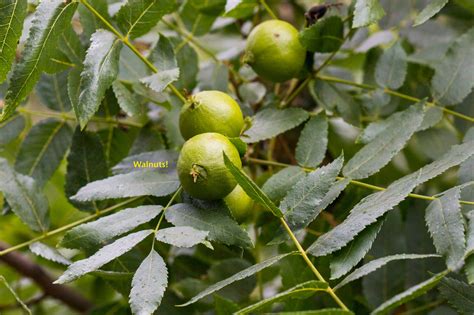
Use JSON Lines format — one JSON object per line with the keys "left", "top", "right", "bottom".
{"left": 280, "top": 218, "right": 349, "bottom": 310}
{"left": 0, "top": 197, "right": 143, "bottom": 257}
{"left": 17, "top": 107, "right": 142, "bottom": 127}
{"left": 247, "top": 157, "right": 474, "bottom": 206}
{"left": 260, "top": 0, "right": 278, "bottom": 19}
{"left": 154, "top": 187, "right": 182, "bottom": 234}
{"left": 79, "top": 0, "right": 187, "bottom": 103}
{"left": 318, "top": 75, "right": 474, "bottom": 123}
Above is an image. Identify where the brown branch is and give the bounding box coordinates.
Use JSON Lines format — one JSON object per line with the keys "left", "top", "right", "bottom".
{"left": 0, "top": 242, "right": 93, "bottom": 313}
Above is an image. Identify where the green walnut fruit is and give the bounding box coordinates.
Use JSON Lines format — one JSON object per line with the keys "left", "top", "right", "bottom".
{"left": 177, "top": 133, "right": 242, "bottom": 200}
{"left": 224, "top": 185, "right": 255, "bottom": 223}
{"left": 179, "top": 90, "right": 245, "bottom": 140}
{"left": 244, "top": 20, "right": 306, "bottom": 82}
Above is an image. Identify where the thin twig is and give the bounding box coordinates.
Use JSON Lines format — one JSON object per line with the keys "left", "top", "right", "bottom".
{"left": 318, "top": 75, "right": 474, "bottom": 123}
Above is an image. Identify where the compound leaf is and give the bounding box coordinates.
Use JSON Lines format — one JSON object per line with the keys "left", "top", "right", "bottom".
{"left": 308, "top": 141, "right": 474, "bottom": 257}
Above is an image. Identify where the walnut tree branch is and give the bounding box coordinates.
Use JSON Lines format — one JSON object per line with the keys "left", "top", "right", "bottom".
{"left": 0, "top": 242, "right": 93, "bottom": 313}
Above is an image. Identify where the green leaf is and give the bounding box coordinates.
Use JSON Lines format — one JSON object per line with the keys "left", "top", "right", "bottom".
{"left": 466, "top": 211, "right": 474, "bottom": 257}
{"left": 36, "top": 71, "right": 72, "bottom": 112}
{"left": 425, "top": 187, "right": 466, "bottom": 270}
{"left": 112, "top": 81, "right": 142, "bottom": 116}
{"left": 180, "top": 0, "right": 225, "bottom": 36}
{"left": 371, "top": 270, "right": 448, "bottom": 314}
{"left": 0, "top": 158, "right": 49, "bottom": 232}
{"left": 224, "top": 0, "right": 258, "bottom": 18}
{"left": 116, "top": 0, "right": 177, "bottom": 39}
{"left": 353, "top": 0, "right": 385, "bottom": 28}
{"left": 78, "top": 0, "right": 109, "bottom": 40}
{"left": 156, "top": 226, "right": 209, "bottom": 248}
{"left": 299, "top": 16, "right": 344, "bottom": 53}
{"left": 375, "top": 41, "right": 407, "bottom": 89}
{"left": 295, "top": 115, "right": 328, "bottom": 168}
{"left": 413, "top": 0, "right": 449, "bottom": 26}
{"left": 281, "top": 156, "right": 343, "bottom": 231}
{"left": 235, "top": 280, "right": 329, "bottom": 315}
{"left": 165, "top": 203, "right": 253, "bottom": 248}
{"left": 310, "top": 80, "right": 360, "bottom": 127}
{"left": 239, "top": 82, "right": 266, "bottom": 105}
{"left": 439, "top": 276, "right": 474, "bottom": 314}
{"left": 357, "top": 100, "right": 431, "bottom": 144}
{"left": 330, "top": 220, "right": 384, "bottom": 280}
{"left": 65, "top": 128, "right": 108, "bottom": 211}
{"left": 112, "top": 150, "right": 178, "bottom": 175}
{"left": 170, "top": 37, "right": 199, "bottom": 90}
{"left": 60, "top": 205, "right": 162, "bottom": 250}
{"left": 0, "top": 0, "right": 78, "bottom": 122}
{"left": 308, "top": 141, "right": 474, "bottom": 257}
{"left": 335, "top": 254, "right": 440, "bottom": 290}
{"left": 55, "top": 229, "right": 152, "bottom": 284}
{"left": 0, "top": 0, "right": 27, "bottom": 83}
{"left": 119, "top": 45, "right": 149, "bottom": 82}
{"left": 263, "top": 166, "right": 307, "bottom": 204}
{"left": 57, "top": 26, "right": 85, "bottom": 66}
{"left": 223, "top": 153, "right": 283, "bottom": 217}
{"left": 29, "top": 242, "right": 71, "bottom": 265}
{"left": 0, "top": 115, "right": 25, "bottom": 146}
{"left": 228, "top": 137, "right": 247, "bottom": 157}
{"left": 72, "top": 170, "right": 179, "bottom": 201}
{"left": 140, "top": 35, "right": 179, "bottom": 93}
{"left": 74, "top": 30, "right": 122, "bottom": 129}
{"left": 343, "top": 104, "right": 424, "bottom": 179}
{"left": 129, "top": 250, "right": 168, "bottom": 314}
{"left": 432, "top": 27, "right": 474, "bottom": 105}
{"left": 215, "top": 295, "right": 239, "bottom": 315}
{"left": 178, "top": 252, "right": 295, "bottom": 306}
{"left": 242, "top": 107, "right": 309, "bottom": 143}
{"left": 466, "top": 256, "right": 474, "bottom": 285}
{"left": 15, "top": 118, "right": 73, "bottom": 187}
